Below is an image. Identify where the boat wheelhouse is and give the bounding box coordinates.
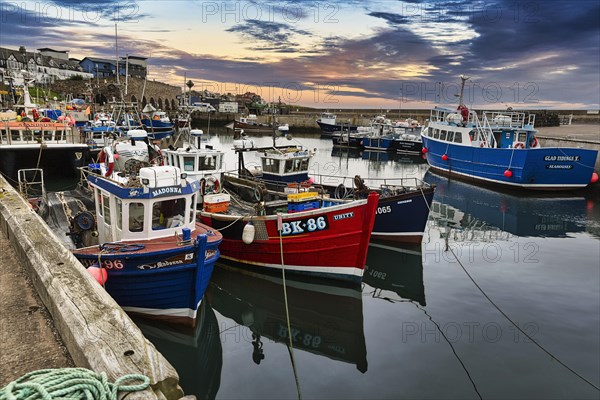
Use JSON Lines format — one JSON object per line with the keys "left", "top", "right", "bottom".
{"left": 162, "top": 129, "right": 225, "bottom": 202}
{"left": 421, "top": 76, "right": 598, "bottom": 190}
{"left": 258, "top": 146, "right": 314, "bottom": 183}
{"left": 73, "top": 165, "right": 222, "bottom": 325}
{"left": 316, "top": 112, "right": 357, "bottom": 136}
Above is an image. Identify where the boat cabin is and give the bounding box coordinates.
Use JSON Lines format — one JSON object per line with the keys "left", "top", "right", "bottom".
{"left": 425, "top": 107, "right": 540, "bottom": 149}
{"left": 1, "top": 121, "right": 75, "bottom": 145}
{"left": 87, "top": 166, "right": 201, "bottom": 243}
{"left": 318, "top": 113, "right": 337, "bottom": 124}
{"left": 259, "top": 146, "right": 313, "bottom": 183}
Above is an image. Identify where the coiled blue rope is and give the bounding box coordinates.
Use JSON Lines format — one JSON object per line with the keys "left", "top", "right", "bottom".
{"left": 0, "top": 368, "right": 150, "bottom": 400}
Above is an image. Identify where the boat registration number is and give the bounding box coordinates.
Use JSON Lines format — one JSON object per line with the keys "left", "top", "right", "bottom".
{"left": 281, "top": 216, "right": 329, "bottom": 236}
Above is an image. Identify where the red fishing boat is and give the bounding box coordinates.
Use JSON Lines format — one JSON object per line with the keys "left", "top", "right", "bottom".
{"left": 200, "top": 191, "right": 379, "bottom": 283}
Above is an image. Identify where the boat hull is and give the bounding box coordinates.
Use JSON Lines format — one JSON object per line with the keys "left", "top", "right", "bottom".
{"left": 317, "top": 120, "right": 358, "bottom": 135}
{"left": 422, "top": 136, "right": 598, "bottom": 190}
{"left": 233, "top": 120, "right": 273, "bottom": 133}
{"left": 332, "top": 133, "right": 364, "bottom": 148}
{"left": 0, "top": 145, "right": 89, "bottom": 182}
{"left": 200, "top": 194, "right": 379, "bottom": 283}
{"left": 73, "top": 232, "right": 221, "bottom": 326}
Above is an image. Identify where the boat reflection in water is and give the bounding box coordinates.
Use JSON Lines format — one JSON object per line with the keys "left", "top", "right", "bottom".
{"left": 133, "top": 301, "right": 223, "bottom": 399}
{"left": 363, "top": 242, "right": 426, "bottom": 306}
{"left": 362, "top": 151, "right": 426, "bottom": 164}
{"left": 424, "top": 170, "right": 588, "bottom": 238}
{"left": 331, "top": 146, "right": 362, "bottom": 159}
{"left": 209, "top": 264, "right": 368, "bottom": 373}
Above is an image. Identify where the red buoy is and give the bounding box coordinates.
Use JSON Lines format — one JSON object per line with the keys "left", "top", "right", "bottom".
{"left": 87, "top": 266, "right": 108, "bottom": 285}
{"left": 441, "top": 154, "right": 449, "bottom": 161}
{"left": 504, "top": 169, "right": 513, "bottom": 178}
{"left": 422, "top": 147, "right": 428, "bottom": 154}
{"left": 591, "top": 172, "right": 599, "bottom": 184}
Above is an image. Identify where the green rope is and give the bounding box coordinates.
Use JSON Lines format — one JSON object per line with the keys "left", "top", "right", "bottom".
{"left": 0, "top": 368, "right": 150, "bottom": 400}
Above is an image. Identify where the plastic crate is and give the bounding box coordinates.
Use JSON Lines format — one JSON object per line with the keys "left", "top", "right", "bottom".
{"left": 287, "top": 192, "right": 319, "bottom": 203}
{"left": 287, "top": 200, "right": 320, "bottom": 213}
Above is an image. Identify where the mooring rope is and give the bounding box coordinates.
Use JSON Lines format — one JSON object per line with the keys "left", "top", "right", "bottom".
{"left": 278, "top": 214, "right": 302, "bottom": 400}
{"left": 0, "top": 368, "right": 150, "bottom": 400}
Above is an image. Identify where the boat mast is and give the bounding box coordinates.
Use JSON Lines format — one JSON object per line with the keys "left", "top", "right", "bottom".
{"left": 457, "top": 75, "right": 469, "bottom": 108}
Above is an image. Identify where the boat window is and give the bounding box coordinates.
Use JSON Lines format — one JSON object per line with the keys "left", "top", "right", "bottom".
{"left": 200, "top": 156, "right": 216, "bottom": 171}
{"left": 183, "top": 156, "right": 195, "bottom": 172}
{"left": 0, "top": 129, "right": 6, "bottom": 143}
{"left": 300, "top": 158, "right": 309, "bottom": 171}
{"left": 11, "top": 130, "right": 21, "bottom": 141}
{"left": 116, "top": 199, "right": 122, "bottom": 230}
{"left": 152, "top": 198, "right": 186, "bottom": 230}
{"left": 446, "top": 131, "right": 455, "bottom": 142}
{"left": 129, "top": 202, "right": 145, "bottom": 232}
{"left": 453, "top": 132, "right": 462, "bottom": 143}
{"left": 56, "top": 131, "right": 65, "bottom": 141}
{"left": 102, "top": 194, "right": 111, "bottom": 225}
{"left": 439, "top": 130, "right": 448, "bottom": 141}
{"left": 284, "top": 160, "right": 294, "bottom": 173}
{"left": 22, "top": 129, "right": 34, "bottom": 141}
{"left": 43, "top": 130, "right": 53, "bottom": 141}
{"left": 262, "top": 158, "right": 280, "bottom": 173}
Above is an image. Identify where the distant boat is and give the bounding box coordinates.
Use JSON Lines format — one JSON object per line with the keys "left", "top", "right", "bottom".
{"left": 0, "top": 81, "right": 88, "bottom": 182}
{"left": 232, "top": 114, "right": 273, "bottom": 133}
{"left": 316, "top": 112, "right": 357, "bottom": 136}
{"left": 421, "top": 76, "right": 599, "bottom": 190}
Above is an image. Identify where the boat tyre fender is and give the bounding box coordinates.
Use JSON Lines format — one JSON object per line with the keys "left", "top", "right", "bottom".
{"left": 334, "top": 183, "right": 347, "bottom": 199}
{"left": 253, "top": 186, "right": 263, "bottom": 202}
{"left": 529, "top": 137, "right": 539, "bottom": 148}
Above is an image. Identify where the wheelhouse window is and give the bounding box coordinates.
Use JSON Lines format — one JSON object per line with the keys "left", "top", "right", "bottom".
{"left": 453, "top": 132, "right": 463, "bottom": 143}
{"left": 43, "top": 130, "right": 53, "bottom": 141}
{"left": 116, "top": 199, "right": 123, "bottom": 230}
{"left": 23, "top": 130, "right": 34, "bottom": 141}
{"left": 199, "top": 156, "right": 217, "bottom": 171}
{"left": 183, "top": 156, "right": 195, "bottom": 172}
{"left": 439, "top": 130, "right": 448, "bottom": 141}
{"left": 129, "top": 202, "right": 145, "bottom": 232}
{"left": 11, "top": 130, "right": 21, "bottom": 141}
{"left": 152, "top": 198, "right": 186, "bottom": 230}
{"left": 262, "top": 158, "right": 280, "bottom": 173}
{"left": 446, "top": 131, "right": 455, "bottom": 142}
{"left": 102, "top": 194, "right": 111, "bottom": 225}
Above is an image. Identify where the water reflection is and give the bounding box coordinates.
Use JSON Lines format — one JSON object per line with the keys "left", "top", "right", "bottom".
{"left": 209, "top": 265, "right": 368, "bottom": 373}
{"left": 424, "top": 170, "right": 588, "bottom": 238}
{"left": 134, "top": 301, "right": 223, "bottom": 399}
{"left": 363, "top": 242, "right": 426, "bottom": 306}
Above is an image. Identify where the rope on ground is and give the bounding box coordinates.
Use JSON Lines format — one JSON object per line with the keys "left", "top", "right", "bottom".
{"left": 0, "top": 368, "right": 150, "bottom": 400}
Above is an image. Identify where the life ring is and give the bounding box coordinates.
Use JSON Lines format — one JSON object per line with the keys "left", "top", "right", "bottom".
{"left": 334, "top": 183, "right": 347, "bottom": 199}
{"left": 205, "top": 176, "right": 220, "bottom": 194}
{"left": 480, "top": 142, "right": 487, "bottom": 148}
{"left": 529, "top": 137, "right": 539, "bottom": 148}
{"left": 514, "top": 142, "right": 525, "bottom": 149}
{"left": 253, "top": 186, "right": 263, "bottom": 202}
{"left": 98, "top": 146, "right": 115, "bottom": 177}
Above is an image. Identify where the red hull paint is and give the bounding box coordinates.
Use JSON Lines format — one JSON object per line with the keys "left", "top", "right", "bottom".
{"left": 201, "top": 192, "right": 379, "bottom": 281}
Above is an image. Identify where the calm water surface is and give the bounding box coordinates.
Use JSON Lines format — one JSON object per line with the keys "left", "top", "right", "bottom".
{"left": 138, "top": 132, "right": 600, "bottom": 399}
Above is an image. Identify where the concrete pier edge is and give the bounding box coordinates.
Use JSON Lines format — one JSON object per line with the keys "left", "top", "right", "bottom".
{"left": 0, "top": 175, "right": 184, "bottom": 399}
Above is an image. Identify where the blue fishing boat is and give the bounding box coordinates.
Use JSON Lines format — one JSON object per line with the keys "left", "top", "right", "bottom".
{"left": 140, "top": 117, "right": 175, "bottom": 140}
{"left": 73, "top": 165, "right": 223, "bottom": 325}
{"left": 317, "top": 112, "right": 357, "bottom": 136}
{"left": 421, "top": 76, "right": 599, "bottom": 190}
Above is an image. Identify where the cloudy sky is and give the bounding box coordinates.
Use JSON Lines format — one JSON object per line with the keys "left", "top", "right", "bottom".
{"left": 1, "top": 0, "right": 598, "bottom": 109}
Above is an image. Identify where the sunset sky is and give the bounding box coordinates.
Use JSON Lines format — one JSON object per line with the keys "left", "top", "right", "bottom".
{"left": 1, "top": 0, "right": 599, "bottom": 109}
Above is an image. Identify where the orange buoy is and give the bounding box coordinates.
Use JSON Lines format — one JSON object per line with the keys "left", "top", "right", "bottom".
{"left": 422, "top": 147, "right": 428, "bottom": 154}
{"left": 504, "top": 169, "right": 513, "bottom": 178}
{"left": 441, "top": 154, "right": 449, "bottom": 161}
{"left": 591, "top": 172, "right": 599, "bottom": 184}
{"left": 87, "top": 266, "right": 108, "bottom": 284}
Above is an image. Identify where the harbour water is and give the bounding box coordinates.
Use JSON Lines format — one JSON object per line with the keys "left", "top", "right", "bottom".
{"left": 137, "top": 131, "right": 599, "bottom": 399}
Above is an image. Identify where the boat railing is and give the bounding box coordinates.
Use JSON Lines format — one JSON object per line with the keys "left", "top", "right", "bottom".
{"left": 471, "top": 112, "right": 496, "bottom": 148}
{"left": 1, "top": 122, "right": 84, "bottom": 145}
{"left": 310, "top": 173, "right": 430, "bottom": 191}
{"left": 482, "top": 111, "right": 534, "bottom": 129}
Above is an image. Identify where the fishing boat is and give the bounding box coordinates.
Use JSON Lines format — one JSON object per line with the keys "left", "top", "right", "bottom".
{"left": 361, "top": 116, "right": 423, "bottom": 154}
{"left": 209, "top": 265, "right": 368, "bottom": 372}
{"left": 232, "top": 114, "right": 273, "bottom": 133}
{"left": 421, "top": 76, "right": 599, "bottom": 190}
{"left": 162, "top": 128, "right": 225, "bottom": 204}
{"left": 71, "top": 165, "right": 223, "bottom": 325}
{"left": 309, "top": 174, "right": 434, "bottom": 244}
{"left": 223, "top": 141, "right": 434, "bottom": 244}
{"left": 0, "top": 81, "right": 89, "bottom": 183}
{"left": 140, "top": 116, "right": 176, "bottom": 140}
{"left": 316, "top": 112, "right": 357, "bottom": 136}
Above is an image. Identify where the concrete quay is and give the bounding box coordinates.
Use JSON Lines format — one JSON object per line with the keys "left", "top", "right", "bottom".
{"left": 0, "top": 175, "right": 187, "bottom": 399}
